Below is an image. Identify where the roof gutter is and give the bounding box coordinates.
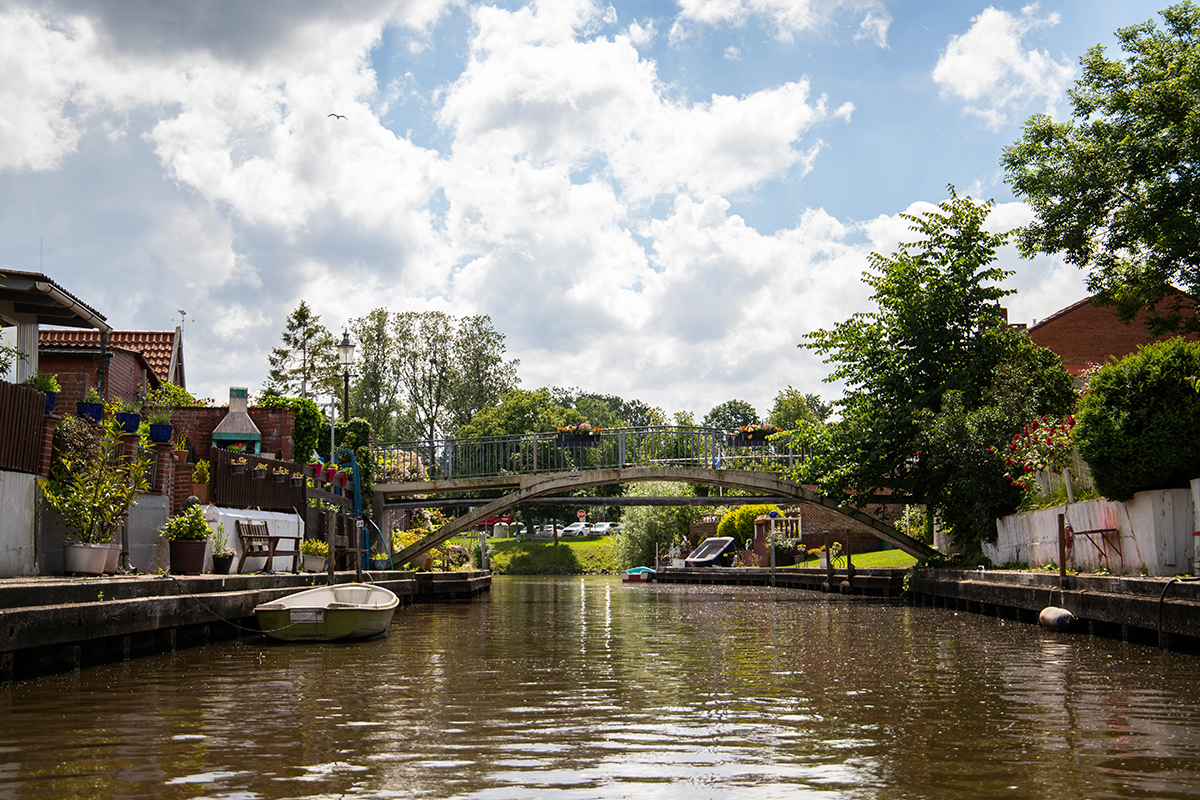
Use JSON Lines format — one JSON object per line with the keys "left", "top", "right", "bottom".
{"left": 33, "top": 281, "right": 111, "bottom": 333}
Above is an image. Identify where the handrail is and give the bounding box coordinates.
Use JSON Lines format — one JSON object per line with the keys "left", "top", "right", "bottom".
{"left": 371, "top": 425, "right": 807, "bottom": 483}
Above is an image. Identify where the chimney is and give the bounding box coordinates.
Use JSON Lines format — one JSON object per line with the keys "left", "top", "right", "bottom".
{"left": 211, "top": 387, "right": 263, "bottom": 454}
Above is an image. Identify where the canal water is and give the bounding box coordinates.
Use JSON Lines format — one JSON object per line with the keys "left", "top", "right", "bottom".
{"left": 3, "top": 575, "right": 1200, "bottom": 799}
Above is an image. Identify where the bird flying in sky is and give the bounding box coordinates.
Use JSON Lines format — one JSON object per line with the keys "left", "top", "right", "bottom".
{"left": 327, "top": 113, "right": 346, "bottom": 120}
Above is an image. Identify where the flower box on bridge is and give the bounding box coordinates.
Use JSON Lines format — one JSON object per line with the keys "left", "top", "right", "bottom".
{"left": 555, "top": 423, "right": 602, "bottom": 447}
{"left": 556, "top": 432, "right": 600, "bottom": 447}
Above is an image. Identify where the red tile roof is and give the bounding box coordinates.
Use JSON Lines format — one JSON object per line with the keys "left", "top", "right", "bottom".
{"left": 39, "top": 329, "right": 184, "bottom": 386}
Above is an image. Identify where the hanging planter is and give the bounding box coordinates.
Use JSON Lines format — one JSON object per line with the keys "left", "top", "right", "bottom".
{"left": 230, "top": 459, "right": 247, "bottom": 474}
{"left": 252, "top": 466, "right": 267, "bottom": 480}
{"left": 273, "top": 470, "right": 287, "bottom": 484}
{"left": 290, "top": 475, "right": 305, "bottom": 488}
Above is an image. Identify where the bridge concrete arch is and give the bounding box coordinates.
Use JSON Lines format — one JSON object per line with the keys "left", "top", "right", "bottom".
{"left": 390, "top": 465, "right": 939, "bottom": 565}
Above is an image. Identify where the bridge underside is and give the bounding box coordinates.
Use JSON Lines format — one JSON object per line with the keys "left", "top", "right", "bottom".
{"left": 379, "top": 466, "right": 939, "bottom": 564}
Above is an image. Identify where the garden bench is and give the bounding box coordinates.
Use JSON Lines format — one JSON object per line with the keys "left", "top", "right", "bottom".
{"left": 235, "top": 519, "right": 300, "bottom": 574}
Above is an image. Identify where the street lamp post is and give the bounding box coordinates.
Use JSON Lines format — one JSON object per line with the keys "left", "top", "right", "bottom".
{"left": 337, "top": 330, "right": 355, "bottom": 422}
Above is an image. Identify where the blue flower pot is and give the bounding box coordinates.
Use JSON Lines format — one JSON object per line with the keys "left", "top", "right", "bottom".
{"left": 76, "top": 401, "right": 103, "bottom": 423}
{"left": 149, "top": 423, "right": 174, "bottom": 443}
{"left": 115, "top": 412, "right": 141, "bottom": 433}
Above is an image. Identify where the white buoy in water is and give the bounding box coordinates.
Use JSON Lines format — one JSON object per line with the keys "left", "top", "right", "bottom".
{"left": 1039, "top": 606, "right": 1074, "bottom": 631}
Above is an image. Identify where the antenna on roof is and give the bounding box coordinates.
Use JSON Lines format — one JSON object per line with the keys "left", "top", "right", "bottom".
{"left": 177, "top": 309, "right": 186, "bottom": 337}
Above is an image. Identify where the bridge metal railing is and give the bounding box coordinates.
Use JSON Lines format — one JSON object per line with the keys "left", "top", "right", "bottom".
{"left": 371, "top": 425, "right": 808, "bottom": 484}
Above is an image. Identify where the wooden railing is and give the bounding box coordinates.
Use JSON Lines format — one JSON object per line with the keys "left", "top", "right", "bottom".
{"left": 0, "top": 381, "right": 44, "bottom": 474}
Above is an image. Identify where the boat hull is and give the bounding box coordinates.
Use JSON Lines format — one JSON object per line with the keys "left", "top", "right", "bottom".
{"left": 254, "top": 584, "right": 399, "bottom": 642}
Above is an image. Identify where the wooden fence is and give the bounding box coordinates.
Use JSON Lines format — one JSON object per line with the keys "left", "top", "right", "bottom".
{"left": 210, "top": 448, "right": 354, "bottom": 515}
{"left": 0, "top": 381, "right": 44, "bottom": 474}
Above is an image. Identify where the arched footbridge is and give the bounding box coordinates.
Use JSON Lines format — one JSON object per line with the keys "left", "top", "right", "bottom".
{"left": 368, "top": 426, "right": 939, "bottom": 564}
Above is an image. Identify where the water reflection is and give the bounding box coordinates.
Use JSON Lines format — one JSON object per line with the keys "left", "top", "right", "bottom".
{"left": 2, "top": 575, "right": 1199, "bottom": 799}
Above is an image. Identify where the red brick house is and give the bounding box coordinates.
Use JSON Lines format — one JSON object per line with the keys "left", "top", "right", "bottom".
{"left": 38, "top": 328, "right": 185, "bottom": 405}
{"left": 1024, "top": 292, "right": 1198, "bottom": 377}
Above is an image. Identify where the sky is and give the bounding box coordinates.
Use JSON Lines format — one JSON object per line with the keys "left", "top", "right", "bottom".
{"left": 0, "top": 0, "right": 1167, "bottom": 424}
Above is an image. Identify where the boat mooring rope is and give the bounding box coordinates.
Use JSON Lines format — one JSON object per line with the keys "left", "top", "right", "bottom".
{"left": 163, "top": 574, "right": 303, "bottom": 635}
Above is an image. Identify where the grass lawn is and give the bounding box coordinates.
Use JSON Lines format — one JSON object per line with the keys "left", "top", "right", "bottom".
{"left": 788, "top": 549, "right": 917, "bottom": 569}
{"left": 477, "top": 535, "right": 620, "bottom": 575}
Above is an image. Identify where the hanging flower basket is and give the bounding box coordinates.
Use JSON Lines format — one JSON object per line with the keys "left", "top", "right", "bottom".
{"left": 252, "top": 466, "right": 267, "bottom": 480}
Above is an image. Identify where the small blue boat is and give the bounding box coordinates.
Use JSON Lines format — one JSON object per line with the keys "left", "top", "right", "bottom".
{"left": 622, "top": 566, "right": 656, "bottom": 583}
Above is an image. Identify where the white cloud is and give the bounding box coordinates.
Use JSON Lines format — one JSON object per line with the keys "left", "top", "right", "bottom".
{"left": 933, "top": 5, "right": 1074, "bottom": 130}
{"left": 0, "top": 0, "right": 1092, "bottom": 420}
{"left": 671, "top": 0, "right": 891, "bottom": 46}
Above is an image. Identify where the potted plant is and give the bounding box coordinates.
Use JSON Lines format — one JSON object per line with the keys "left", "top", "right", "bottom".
{"left": 172, "top": 430, "right": 189, "bottom": 463}
{"left": 230, "top": 456, "right": 247, "bottom": 474}
{"left": 290, "top": 471, "right": 305, "bottom": 487}
{"left": 252, "top": 463, "right": 267, "bottom": 479}
{"left": 209, "top": 523, "right": 234, "bottom": 574}
{"left": 273, "top": 466, "right": 289, "bottom": 484}
{"left": 23, "top": 371, "right": 61, "bottom": 414}
{"left": 556, "top": 422, "right": 602, "bottom": 447}
{"left": 146, "top": 408, "right": 174, "bottom": 443}
{"left": 160, "top": 504, "right": 210, "bottom": 575}
{"left": 39, "top": 416, "right": 152, "bottom": 575}
{"left": 371, "top": 548, "right": 390, "bottom": 570}
{"left": 300, "top": 538, "right": 329, "bottom": 572}
{"left": 75, "top": 386, "right": 104, "bottom": 423}
{"left": 192, "top": 459, "right": 211, "bottom": 503}
{"left": 114, "top": 399, "right": 141, "bottom": 433}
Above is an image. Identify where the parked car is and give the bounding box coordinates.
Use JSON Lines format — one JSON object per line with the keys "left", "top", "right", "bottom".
{"left": 561, "top": 522, "right": 590, "bottom": 536}
{"left": 592, "top": 522, "right": 618, "bottom": 534}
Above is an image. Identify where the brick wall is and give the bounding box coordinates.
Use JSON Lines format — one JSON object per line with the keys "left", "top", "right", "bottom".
{"left": 1028, "top": 296, "right": 1198, "bottom": 376}
{"left": 38, "top": 414, "right": 59, "bottom": 478}
{"left": 170, "top": 406, "right": 296, "bottom": 463}
{"left": 39, "top": 351, "right": 149, "bottom": 404}
{"left": 173, "top": 462, "right": 195, "bottom": 514}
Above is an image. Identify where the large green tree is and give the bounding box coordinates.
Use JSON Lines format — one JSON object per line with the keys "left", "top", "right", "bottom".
{"left": 800, "top": 189, "right": 1075, "bottom": 547}
{"left": 447, "top": 315, "right": 521, "bottom": 431}
{"left": 1003, "top": 2, "right": 1200, "bottom": 334}
{"left": 703, "top": 399, "right": 758, "bottom": 431}
{"left": 265, "top": 301, "right": 338, "bottom": 400}
{"left": 766, "top": 387, "right": 828, "bottom": 430}
{"left": 349, "top": 308, "right": 400, "bottom": 439}
{"left": 457, "top": 388, "right": 581, "bottom": 438}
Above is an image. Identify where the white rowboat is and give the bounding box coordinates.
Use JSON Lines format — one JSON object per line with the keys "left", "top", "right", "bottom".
{"left": 254, "top": 583, "right": 399, "bottom": 641}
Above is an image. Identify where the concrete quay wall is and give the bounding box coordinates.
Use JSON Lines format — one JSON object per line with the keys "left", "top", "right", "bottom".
{"left": 910, "top": 569, "right": 1200, "bottom": 653}
{"left": 0, "top": 569, "right": 491, "bottom": 683}
{"left": 656, "top": 567, "right": 907, "bottom": 597}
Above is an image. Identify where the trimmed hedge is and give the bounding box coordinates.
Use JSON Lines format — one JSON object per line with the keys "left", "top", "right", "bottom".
{"left": 1075, "top": 337, "right": 1200, "bottom": 500}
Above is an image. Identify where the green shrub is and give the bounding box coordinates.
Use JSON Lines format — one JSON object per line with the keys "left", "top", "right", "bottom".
{"left": 715, "top": 504, "right": 779, "bottom": 546}
{"left": 611, "top": 481, "right": 696, "bottom": 568}
{"left": 1075, "top": 337, "right": 1200, "bottom": 500}
{"left": 50, "top": 415, "right": 99, "bottom": 484}
{"left": 257, "top": 391, "right": 323, "bottom": 465}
